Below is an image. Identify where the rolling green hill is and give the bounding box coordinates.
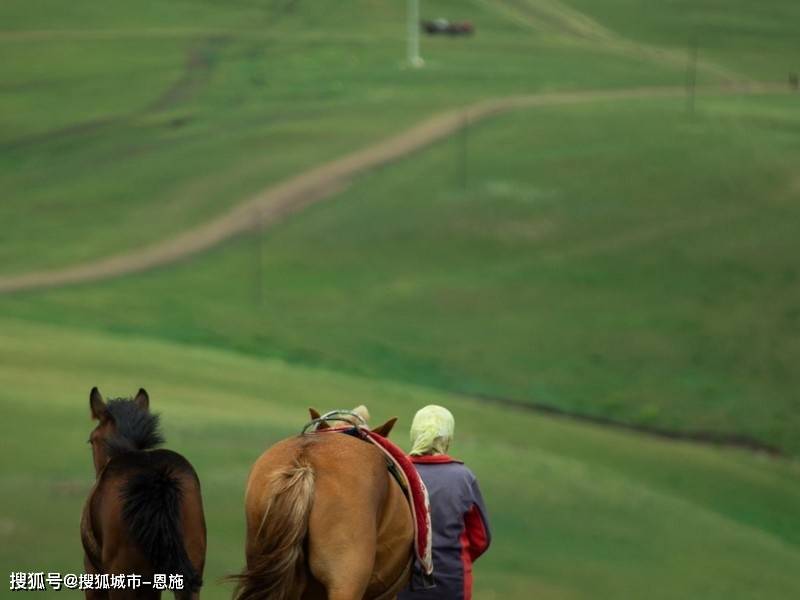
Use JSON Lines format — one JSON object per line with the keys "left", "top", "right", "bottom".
{"left": 4, "top": 92, "right": 798, "bottom": 453}
{"left": 1, "top": 0, "right": 691, "bottom": 275}
{"left": 560, "top": 0, "right": 800, "bottom": 80}
{"left": 2, "top": 318, "right": 799, "bottom": 599}
{"left": 2, "top": 2, "right": 799, "bottom": 598}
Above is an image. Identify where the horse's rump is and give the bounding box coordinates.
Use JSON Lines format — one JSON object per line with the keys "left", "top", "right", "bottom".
{"left": 233, "top": 448, "right": 315, "bottom": 600}
{"left": 91, "top": 449, "right": 205, "bottom": 596}
{"left": 235, "top": 432, "right": 414, "bottom": 600}
{"left": 123, "top": 463, "right": 203, "bottom": 594}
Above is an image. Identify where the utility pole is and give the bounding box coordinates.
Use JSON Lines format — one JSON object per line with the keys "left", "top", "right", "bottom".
{"left": 253, "top": 209, "right": 263, "bottom": 307}
{"left": 459, "top": 115, "right": 469, "bottom": 190}
{"left": 407, "top": 0, "right": 423, "bottom": 67}
{"left": 686, "top": 33, "right": 698, "bottom": 115}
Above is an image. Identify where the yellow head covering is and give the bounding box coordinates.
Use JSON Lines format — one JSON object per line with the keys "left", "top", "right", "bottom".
{"left": 410, "top": 405, "right": 455, "bottom": 456}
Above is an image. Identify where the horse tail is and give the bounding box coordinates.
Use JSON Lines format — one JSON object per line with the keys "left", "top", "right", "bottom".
{"left": 232, "top": 458, "right": 315, "bottom": 600}
{"left": 122, "top": 465, "right": 202, "bottom": 597}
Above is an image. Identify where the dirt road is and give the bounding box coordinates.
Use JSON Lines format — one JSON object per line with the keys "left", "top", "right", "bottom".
{"left": 0, "top": 83, "right": 784, "bottom": 295}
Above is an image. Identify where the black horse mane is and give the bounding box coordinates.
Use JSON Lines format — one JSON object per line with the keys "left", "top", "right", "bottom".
{"left": 105, "top": 398, "right": 164, "bottom": 457}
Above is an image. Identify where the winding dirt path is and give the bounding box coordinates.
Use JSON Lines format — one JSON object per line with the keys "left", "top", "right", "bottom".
{"left": 0, "top": 82, "right": 785, "bottom": 295}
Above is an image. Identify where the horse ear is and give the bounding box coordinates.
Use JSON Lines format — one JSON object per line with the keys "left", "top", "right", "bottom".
{"left": 372, "top": 417, "right": 398, "bottom": 438}
{"left": 90, "top": 387, "right": 107, "bottom": 420}
{"left": 309, "top": 408, "right": 330, "bottom": 430}
{"left": 134, "top": 388, "right": 149, "bottom": 411}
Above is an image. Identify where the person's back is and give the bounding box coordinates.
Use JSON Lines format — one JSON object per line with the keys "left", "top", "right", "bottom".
{"left": 399, "top": 406, "right": 491, "bottom": 600}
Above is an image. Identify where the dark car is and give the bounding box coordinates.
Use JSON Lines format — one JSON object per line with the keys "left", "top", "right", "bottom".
{"left": 421, "top": 19, "right": 474, "bottom": 35}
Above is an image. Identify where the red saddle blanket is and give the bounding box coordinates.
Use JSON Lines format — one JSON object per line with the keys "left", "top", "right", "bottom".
{"left": 361, "top": 430, "right": 433, "bottom": 576}
{"left": 314, "top": 426, "right": 433, "bottom": 576}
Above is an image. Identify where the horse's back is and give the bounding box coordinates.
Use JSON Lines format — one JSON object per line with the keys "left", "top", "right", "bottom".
{"left": 104, "top": 447, "right": 199, "bottom": 479}
{"left": 246, "top": 433, "right": 387, "bottom": 511}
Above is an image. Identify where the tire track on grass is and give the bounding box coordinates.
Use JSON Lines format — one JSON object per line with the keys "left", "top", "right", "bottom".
{"left": 2, "top": 37, "right": 225, "bottom": 151}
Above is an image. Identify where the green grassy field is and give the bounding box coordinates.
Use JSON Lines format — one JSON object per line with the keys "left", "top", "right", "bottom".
{"left": 2, "top": 1, "right": 799, "bottom": 598}
{"left": 4, "top": 93, "right": 799, "bottom": 453}
{"left": 561, "top": 0, "right": 800, "bottom": 80}
{"left": 2, "top": 318, "right": 800, "bottom": 599}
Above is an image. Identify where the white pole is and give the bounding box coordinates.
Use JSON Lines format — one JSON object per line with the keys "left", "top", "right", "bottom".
{"left": 407, "top": 0, "right": 423, "bottom": 67}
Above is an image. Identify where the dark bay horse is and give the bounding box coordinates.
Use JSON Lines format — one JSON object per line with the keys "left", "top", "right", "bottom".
{"left": 232, "top": 408, "right": 414, "bottom": 600}
{"left": 81, "top": 387, "right": 207, "bottom": 599}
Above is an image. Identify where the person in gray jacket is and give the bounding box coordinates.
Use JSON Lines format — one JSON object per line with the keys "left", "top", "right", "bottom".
{"left": 399, "top": 405, "right": 491, "bottom": 600}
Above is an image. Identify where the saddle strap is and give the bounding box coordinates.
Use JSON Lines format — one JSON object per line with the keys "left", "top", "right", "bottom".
{"left": 386, "top": 459, "right": 410, "bottom": 499}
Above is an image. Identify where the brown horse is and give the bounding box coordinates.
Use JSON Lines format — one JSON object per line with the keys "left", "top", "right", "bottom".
{"left": 231, "top": 408, "right": 415, "bottom": 600}
{"left": 81, "top": 387, "right": 207, "bottom": 599}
